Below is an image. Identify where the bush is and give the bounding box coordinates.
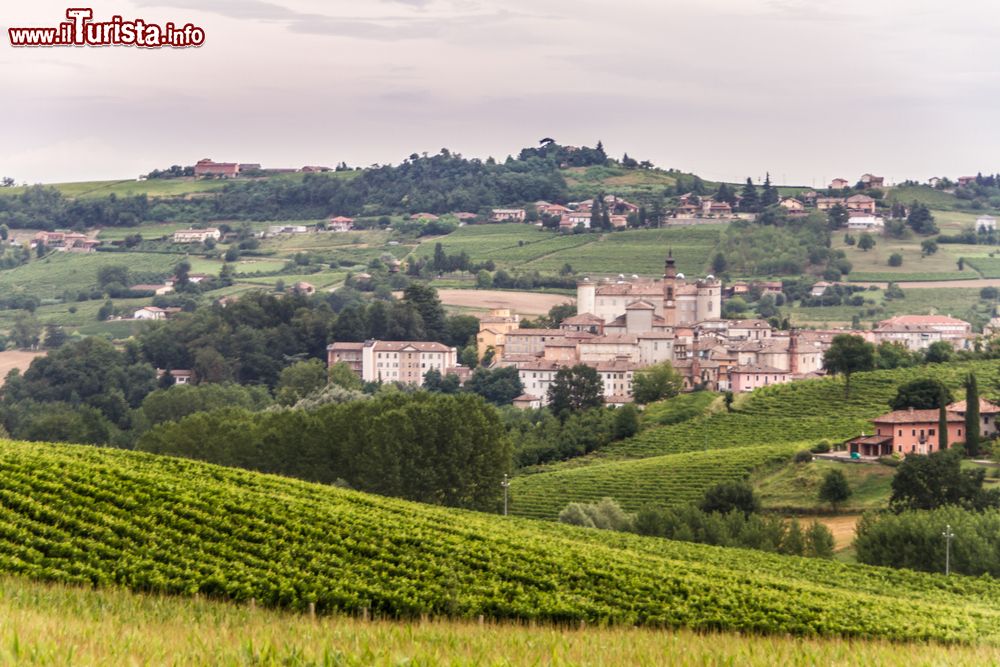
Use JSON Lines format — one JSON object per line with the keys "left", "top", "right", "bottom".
{"left": 558, "top": 498, "right": 633, "bottom": 532}
{"left": 794, "top": 450, "right": 814, "bottom": 463}
{"left": 699, "top": 480, "right": 760, "bottom": 516}
{"left": 888, "top": 253, "right": 903, "bottom": 267}
{"left": 810, "top": 440, "right": 831, "bottom": 454}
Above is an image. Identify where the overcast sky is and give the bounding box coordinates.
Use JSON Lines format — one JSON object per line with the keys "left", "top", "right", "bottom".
{"left": 2, "top": 0, "right": 999, "bottom": 185}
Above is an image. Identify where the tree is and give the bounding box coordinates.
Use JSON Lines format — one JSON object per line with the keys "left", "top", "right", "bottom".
{"left": 699, "top": 481, "right": 760, "bottom": 517}
{"left": 925, "top": 341, "right": 952, "bottom": 363}
{"left": 631, "top": 361, "right": 683, "bottom": 404}
{"left": 11, "top": 313, "right": 41, "bottom": 349}
{"left": 939, "top": 386, "right": 949, "bottom": 452}
{"left": 818, "top": 469, "right": 852, "bottom": 510}
{"left": 805, "top": 521, "right": 835, "bottom": 559}
{"left": 920, "top": 238, "right": 938, "bottom": 256}
{"left": 173, "top": 260, "right": 191, "bottom": 289}
{"left": 890, "top": 449, "right": 999, "bottom": 511}
{"left": 907, "top": 203, "right": 938, "bottom": 235}
{"left": 857, "top": 233, "right": 875, "bottom": 251}
{"left": 97, "top": 300, "right": 115, "bottom": 321}
{"left": 827, "top": 204, "right": 849, "bottom": 230}
{"left": 739, "top": 177, "right": 759, "bottom": 212}
{"left": 328, "top": 361, "right": 363, "bottom": 391}
{"left": 42, "top": 324, "right": 67, "bottom": 349}
{"left": 97, "top": 265, "right": 130, "bottom": 289}
{"left": 275, "top": 359, "right": 328, "bottom": 405}
{"left": 724, "top": 391, "right": 734, "bottom": 412}
{"left": 823, "top": 334, "right": 875, "bottom": 397}
{"left": 888, "top": 253, "right": 903, "bottom": 267}
{"left": 547, "top": 365, "right": 604, "bottom": 419}
{"left": 711, "top": 252, "right": 727, "bottom": 274}
{"left": 760, "top": 173, "right": 779, "bottom": 207}
{"left": 464, "top": 366, "right": 522, "bottom": 406}
{"left": 423, "top": 368, "right": 461, "bottom": 394}
{"left": 889, "top": 378, "right": 953, "bottom": 411}
{"left": 964, "top": 373, "right": 980, "bottom": 457}
{"left": 612, "top": 404, "right": 640, "bottom": 440}
{"left": 402, "top": 284, "right": 446, "bottom": 341}
{"left": 219, "top": 263, "right": 234, "bottom": 287}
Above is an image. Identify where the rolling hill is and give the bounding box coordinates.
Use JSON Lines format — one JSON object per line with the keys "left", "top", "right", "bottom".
{"left": 0, "top": 439, "right": 997, "bottom": 643}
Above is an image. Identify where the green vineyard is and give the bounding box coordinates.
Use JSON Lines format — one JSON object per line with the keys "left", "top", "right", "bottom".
{"left": 510, "top": 443, "right": 802, "bottom": 519}
{"left": 0, "top": 439, "right": 997, "bottom": 643}
{"left": 509, "top": 361, "right": 1000, "bottom": 519}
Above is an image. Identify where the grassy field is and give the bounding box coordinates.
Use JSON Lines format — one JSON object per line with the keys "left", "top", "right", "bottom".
{"left": 0, "top": 253, "right": 182, "bottom": 301}
{"left": 640, "top": 391, "right": 721, "bottom": 427}
{"left": 0, "top": 178, "right": 230, "bottom": 200}
{"left": 562, "top": 165, "right": 683, "bottom": 199}
{"left": 0, "top": 439, "right": 998, "bottom": 643}
{"left": 0, "top": 577, "right": 997, "bottom": 666}
{"left": 755, "top": 459, "right": 896, "bottom": 513}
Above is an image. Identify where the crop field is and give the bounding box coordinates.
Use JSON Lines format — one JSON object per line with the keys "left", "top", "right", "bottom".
{"left": 510, "top": 443, "right": 801, "bottom": 519}
{"left": 0, "top": 253, "right": 182, "bottom": 301}
{"left": 789, "top": 287, "right": 985, "bottom": 326}
{"left": 0, "top": 440, "right": 998, "bottom": 643}
{"left": 418, "top": 224, "right": 722, "bottom": 276}
{"left": 0, "top": 178, "right": 230, "bottom": 200}
{"left": 562, "top": 165, "right": 682, "bottom": 199}
{"left": 640, "top": 391, "right": 721, "bottom": 427}
{"left": 511, "top": 362, "right": 1000, "bottom": 517}
{"left": 964, "top": 257, "right": 1000, "bottom": 279}
{"left": 755, "top": 459, "right": 896, "bottom": 513}
{"left": 1, "top": 578, "right": 998, "bottom": 666}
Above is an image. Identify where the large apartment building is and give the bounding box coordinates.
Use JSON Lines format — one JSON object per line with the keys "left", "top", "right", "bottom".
{"left": 327, "top": 340, "right": 459, "bottom": 386}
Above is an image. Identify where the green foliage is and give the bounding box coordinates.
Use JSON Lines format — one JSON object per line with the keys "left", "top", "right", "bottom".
{"left": 699, "top": 480, "right": 761, "bottom": 516}
{"left": 925, "top": 341, "right": 953, "bottom": 363}
{"left": 888, "top": 252, "right": 903, "bottom": 267}
{"left": 465, "top": 366, "right": 523, "bottom": 406}
{"left": 890, "top": 449, "right": 999, "bottom": 511}
{"left": 328, "top": 361, "right": 363, "bottom": 391}
{"left": 823, "top": 334, "right": 875, "bottom": 397}
{"left": 138, "top": 392, "right": 509, "bottom": 511}
{"left": 275, "top": 359, "right": 328, "bottom": 406}
{"left": 547, "top": 365, "right": 604, "bottom": 419}
{"left": 141, "top": 383, "right": 273, "bottom": 426}
{"left": 632, "top": 361, "right": 683, "bottom": 404}
{"left": 558, "top": 498, "right": 633, "bottom": 531}
{"left": 0, "top": 440, "right": 998, "bottom": 640}
{"left": 889, "top": 378, "right": 954, "bottom": 410}
{"left": 818, "top": 469, "right": 852, "bottom": 509}
{"left": 964, "top": 373, "right": 980, "bottom": 457}
{"left": 857, "top": 233, "right": 875, "bottom": 251}
{"left": 855, "top": 506, "right": 1000, "bottom": 576}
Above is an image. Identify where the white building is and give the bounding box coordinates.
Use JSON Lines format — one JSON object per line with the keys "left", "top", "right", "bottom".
{"left": 846, "top": 215, "right": 885, "bottom": 232}
{"left": 360, "top": 340, "right": 459, "bottom": 385}
{"left": 268, "top": 224, "right": 310, "bottom": 235}
{"left": 172, "top": 228, "right": 221, "bottom": 243}
{"left": 490, "top": 208, "right": 526, "bottom": 222}
{"left": 134, "top": 306, "right": 166, "bottom": 320}
{"left": 977, "top": 216, "right": 997, "bottom": 233}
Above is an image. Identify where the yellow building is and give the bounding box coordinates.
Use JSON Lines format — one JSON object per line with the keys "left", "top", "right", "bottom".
{"left": 476, "top": 309, "right": 521, "bottom": 360}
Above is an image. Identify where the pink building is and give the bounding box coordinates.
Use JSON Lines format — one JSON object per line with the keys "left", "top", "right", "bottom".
{"left": 729, "top": 364, "right": 791, "bottom": 392}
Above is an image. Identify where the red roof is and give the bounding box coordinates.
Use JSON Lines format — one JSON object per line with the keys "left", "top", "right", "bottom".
{"left": 948, "top": 399, "right": 1000, "bottom": 415}
{"left": 873, "top": 408, "right": 962, "bottom": 424}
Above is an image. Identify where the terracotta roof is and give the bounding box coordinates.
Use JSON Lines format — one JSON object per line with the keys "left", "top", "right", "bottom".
{"left": 513, "top": 393, "right": 540, "bottom": 402}
{"left": 561, "top": 313, "right": 604, "bottom": 325}
{"left": 879, "top": 315, "right": 969, "bottom": 327}
{"left": 948, "top": 399, "right": 1000, "bottom": 415}
{"left": 369, "top": 341, "right": 452, "bottom": 352}
{"left": 580, "top": 335, "right": 638, "bottom": 345}
{"left": 873, "top": 408, "right": 962, "bottom": 424}
{"left": 728, "top": 319, "right": 771, "bottom": 329}
{"left": 507, "top": 329, "right": 564, "bottom": 337}
{"left": 328, "top": 342, "right": 364, "bottom": 350}
{"left": 625, "top": 300, "right": 656, "bottom": 311}
{"left": 731, "top": 364, "right": 789, "bottom": 374}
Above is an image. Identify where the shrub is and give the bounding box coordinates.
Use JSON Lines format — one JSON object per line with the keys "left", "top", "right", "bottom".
{"left": 794, "top": 450, "right": 814, "bottom": 463}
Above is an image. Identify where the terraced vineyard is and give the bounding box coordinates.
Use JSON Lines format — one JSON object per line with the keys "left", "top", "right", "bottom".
{"left": 510, "top": 443, "right": 801, "bottom": 519}
{"left": 0, "top": 439, "right": 998, "bottom": 643}
{"left": 510, "top": 361, "right": 1000, "bottom": 519}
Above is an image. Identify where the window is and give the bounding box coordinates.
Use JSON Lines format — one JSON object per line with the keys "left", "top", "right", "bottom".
{"left": 898, "top": 430, "right": 902, "bottom": 437}
{"left": 929, "top": 429, "right": 936, "bottom": 436}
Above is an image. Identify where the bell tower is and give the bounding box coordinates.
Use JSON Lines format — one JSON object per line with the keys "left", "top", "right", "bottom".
{"left": 663, "top": 249, "right": 677, "bottom": 326}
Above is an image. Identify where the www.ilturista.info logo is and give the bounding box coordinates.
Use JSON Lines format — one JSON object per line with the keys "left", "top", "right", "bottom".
{"left": 8, "top": 8, "right": 205, "bottom": 48}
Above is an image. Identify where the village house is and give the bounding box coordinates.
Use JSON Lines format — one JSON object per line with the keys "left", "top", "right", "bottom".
{"left": 292, "top": 282, "right": 316, "bottom": 296}
{"left": 193, "top": 159, "right": 240, "bottom": 178}
{"left": 729, "top": 364, "right": 792, "bottom": 393}
{"left": 876, "top": 315, "right": 972, "bottom": 348}
{"left": 561, "top": 212, "right": 591, "bottom": 230}
{"left": 133, "top": 306, "right": 181, "bottom": 321}
{"left": 534, "top": 201, "right": 571, "bottom": 217}
{"left": 326, "top": 342, "right": 364, "bottom": 375}
{"left": 130, "top": 283, "right": 175, "bottom": 296}
{"left": 172, "top": 228, "right": 221, "bottom": 244}
{"left": 30, "top": 231, "right": 100, "bottom": 253}
{"left": 928, "top": 177, "right": 942, "bottom": 188}
{"left": 957, "top": 176, "right": 977, "bottom": 187}
{"left": 268, "top": 224, "right": 310, "bottom": 235}
{"left": 779, "top": 198, "right": 805, "bottom": 212}
{"left": 810, "top": 281, "right": 832, "bottom": 297}
{"left": 846, "top": 399, "right": 999, "bottom": 458}
{"left": 156, "top": 369, "right": 194, "bottom": 385}
{"left": 816, "top": 197, "right": 845, "bottom": 211}
{"left": 475, "top": 309, "right": 522, "bottom": 359}
{"left": 845, "top": 194, "right": 877, "bottom": 214}
{"left": 859, "top": 173, "right": 885, "bottom": 189}
{"left": 328, "top": 216, "right": 355, "bottom": 232}
{"left": 490, "top": 208, "right": 526, "bottom": 223}
{"left": 829, "top": 178, "right": 850, "bottom": 190}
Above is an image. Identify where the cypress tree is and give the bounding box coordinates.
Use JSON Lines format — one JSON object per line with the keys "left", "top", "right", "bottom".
{"left": 965, "top": 373, "right": 980, "bottom": 457}
{"left": 938, "top": 387, "right": 949, "bottom": 452}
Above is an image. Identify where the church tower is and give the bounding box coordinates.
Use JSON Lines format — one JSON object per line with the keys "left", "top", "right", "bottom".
{"left": 663, "top": 249, "right": 677, "bottom": 327}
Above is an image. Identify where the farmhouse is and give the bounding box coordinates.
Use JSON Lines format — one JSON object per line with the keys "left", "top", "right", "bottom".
{"left": 326, "top": 342, "right": 364, "bottom": 375}
{"left": 816, "top": 197, "right": 845, "bottom": 211}
{"left": 30, "top": 231, "right": 100, "bottom": 253}
{"left": 876, "top": 315, "right": 971, "bottom": 348}
{"left": 561, "top": 212, "right": 591, "bottom": 229}
{"left": 729, "top": 364, "right": 792, "bottom": 393}
{"left": 133, "top": 306, "right": 181, "bottom": 321}
{"left": 268, "top": 224, "right": 310, "bottom": 235}
{"left": 328, "top": 216, "right": 355, "bottom": 232}
{"left": 173, "top": 228, "right": 221, "bottom": 244}
{"left": 845, "top": 194, "right": 876, "bottom": 214}
{"left": 829, "top": 178, "right": 850, "bottom": 190}
{"left": 957, "top": 176, "right": 976, "bottom": 187}
{"left": 810, "top": 281, "right": 831, "bottom": 297}
{"left": 859, "top": 173, "right": 885, "bottom": 189}
{"left": 194, "top": 159, "right": 239, "bottom": 178}
{"left": 845, "top": 400, "right": 997, "bottom": 458}
{"left": 156, "top": 369, "right": 194, "bottom": 385}
{"left": 779, "top": 198, "right": 805, "bottom": 212}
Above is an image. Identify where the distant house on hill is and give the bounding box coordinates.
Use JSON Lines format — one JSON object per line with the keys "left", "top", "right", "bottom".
{"left": 977, "top": 215, "right": 997, "bottom": 233}
{"left": 779, "top": 197, "right": 805, "bottom": 212}
{"left": 156, "top": 368, "right": 194, "bottom": 385}
{"left": 810, "top": 281, "right": 831, "bottom": 297}
{"left": 292, "top": 281, "right": 316, "bottom": 296}
{"left": 829, "top": 178, "right": 850, "bottom": 190}
{"left": 268, "top": 224, "right": 310, "bottom": 235}
{"left": 846, "top": 215, "right": 884, "bottom": 231}
{"left": 328, "top": 216, "right": 355, "bottom": 232}
{"left": 845, "top": 194, "right": 876, "bottom": 214}
{"left": 490, "top": 208, "right": 526, "bottom": 223}
{"left": 957, "top": 176, "right": 977, "bottom": 187}
{"left": 859, "top": 173, "right": 885, "bottom": 189}
{"left": 193, "top": 159, "right": 239, "bottom": 178}
{"left": 173, "top": 228, "right": 221, "bottom": 244}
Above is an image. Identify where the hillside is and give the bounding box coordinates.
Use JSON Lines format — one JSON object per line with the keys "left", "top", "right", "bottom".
{"left": 2, "top": 578, "right": 998, "bottom": 665}
{"left": 509, "top": 361, "right": 1000, "bottom": 518}
{"left": 0, "top": 439, "right": 998, "bottom": 643}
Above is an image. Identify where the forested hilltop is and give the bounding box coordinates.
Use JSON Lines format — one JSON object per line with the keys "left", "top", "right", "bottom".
{"left": 0, "top": 142, "right": 665, "bottom": 228}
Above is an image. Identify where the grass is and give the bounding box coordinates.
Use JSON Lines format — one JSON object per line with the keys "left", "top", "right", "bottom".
{"left": 0, "top": 253, "right": 182, "bottom": 301}
{"left": 562, "top": 165, "right": 683, "bottom": 199}
{"left": 755, "top": 459, "right": 896, "bottom": 513}
{"left": 789, "top": 287, "right": 987, "bottom": 327}
{"left": 640, "top": 392, "right": 721, "bottom": 427}
{"left": 0, "top": 577, "right": 997, "bottom": 666}
{"left": 0, "top": 439, "right": 998, "bottom": 643}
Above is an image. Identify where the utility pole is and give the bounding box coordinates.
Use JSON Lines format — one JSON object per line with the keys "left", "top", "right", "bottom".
{"left": 942, "top": 524, "right": 955, "bottom": 576}
{"left": 501, "top": 473, "right": 511, "bottom": 516}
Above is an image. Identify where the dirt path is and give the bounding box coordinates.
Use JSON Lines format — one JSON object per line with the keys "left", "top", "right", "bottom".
{"left": 853, "top": 278, "right": 1000, "bottom": 289}
{"left": 0, "top": 350, "right": 45, "bottom": 384}
{"left": 804, "top": 514, "right": 862, "bottom": 551}
{"left": 434, "top": 289, "right": 575, "bottom": 316}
